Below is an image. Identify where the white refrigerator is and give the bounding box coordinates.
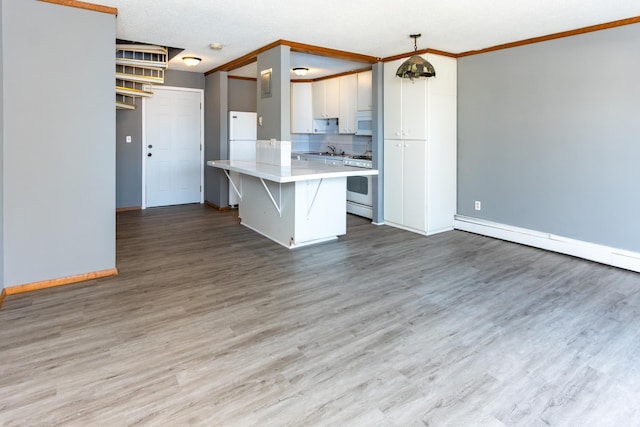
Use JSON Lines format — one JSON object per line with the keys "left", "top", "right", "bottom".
{"left": 229, "top": 111, "right": 257, "bottom": 206}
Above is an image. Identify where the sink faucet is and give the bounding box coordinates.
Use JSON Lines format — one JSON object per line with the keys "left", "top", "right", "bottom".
{"left": 328, "top": 145, "right": 336, "bottom": 154}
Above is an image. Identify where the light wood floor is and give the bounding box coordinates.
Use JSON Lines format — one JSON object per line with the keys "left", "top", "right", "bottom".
{"left": 1, "top": 205, "right": 640, "bottom": 426}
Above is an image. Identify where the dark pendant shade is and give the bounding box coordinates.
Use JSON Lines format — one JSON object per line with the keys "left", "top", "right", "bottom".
{"left": 396, "top": 54, "right": 436, "bottom": 80}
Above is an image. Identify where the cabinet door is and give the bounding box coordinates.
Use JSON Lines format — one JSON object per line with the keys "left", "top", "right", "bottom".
{"left": 291, "top": 83, "right": 313, "bottom": 133}
{"left": 339, "top": 74, "right": 357, "bottom": 134}
{"left": 402, "top": 140, "right": 427, "bottom": 231}
{"left": 312, "top": 78, "right": 339, "bottom": 118}
{"left": 383, "top": 60, "right": 403, "bottom": 139}
{"left": 401, "top": 78, "right": 428, "bottom": 140}
{"left": 426, "top": 53, "right": 457, "bottom": 97}
{"left": 357, "top": 70, "right": 372, "bottom": 111}
{"left": 383, "top": 139, "right": 404, "bottom": 225}
{"left": 325, "top": 77, "right": 340, "bottom": 118}
{"left": 312, "top": 80, "right": 325, "bottom": 118}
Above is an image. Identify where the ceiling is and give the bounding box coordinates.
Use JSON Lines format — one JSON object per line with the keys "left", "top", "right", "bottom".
{"left": 106, "top": 0, "right": 640, "bottom": 77}
{"left": 229, "top": 52, "right": 371, "bottom": 80}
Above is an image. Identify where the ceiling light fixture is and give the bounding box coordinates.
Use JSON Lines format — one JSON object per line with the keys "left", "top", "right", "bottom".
{"left": 396, "top": 34, "right": 436, "bottom": 80}
{"left": 182, "top": 56, "right": 202, "bottom": 67}
{"left": 292, "top": 67, "right": 309, "bottom": 76}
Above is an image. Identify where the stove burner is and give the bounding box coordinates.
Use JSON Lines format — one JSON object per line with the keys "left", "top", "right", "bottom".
{"left": 350, "top": 155, "right": 372, "bottom": 160}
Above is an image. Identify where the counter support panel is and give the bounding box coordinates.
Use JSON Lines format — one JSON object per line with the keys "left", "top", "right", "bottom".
{"left": 208, "top": 160, "right": 378, "bottom": 248}
{"left": 260, "top": 178, "right": 282, "bottom": 216}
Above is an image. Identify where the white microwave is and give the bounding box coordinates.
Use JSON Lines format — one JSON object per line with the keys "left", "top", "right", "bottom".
{"left": 355, "top": 111, "right": 373, "bottom": 136}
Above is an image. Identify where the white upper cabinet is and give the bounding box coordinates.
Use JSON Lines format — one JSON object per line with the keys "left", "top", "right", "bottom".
{"left": 338, "top": 74, "right": 357, "bottom": 134}
{"left": 383, "top": 59, "right": 428, "bottom": 140}
{"left": 312, "top": 78, "right": 340, "bottom": 119}
{"left": 383, "top": 62, "right": 402, "bottom": 139}
{"left": 357, "top": 70, "right": 373, "bottom": 111}
{"left": 290, "top": 82, "right": 313, "bottom": 134}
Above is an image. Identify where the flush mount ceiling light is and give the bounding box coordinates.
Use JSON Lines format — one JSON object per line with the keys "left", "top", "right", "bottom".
{"left": 182, "top": 56, "right": 201, "bottom": 67}
{"left": 396, "top": 34, "right": 436, "bottom": 80}
{"left": 292, "top": 67, "right": 309, "bottom": 76}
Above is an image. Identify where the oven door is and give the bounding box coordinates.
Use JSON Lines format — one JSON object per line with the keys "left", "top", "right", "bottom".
{"left": 346, "top": 174, "right": 373, "bottom": 218}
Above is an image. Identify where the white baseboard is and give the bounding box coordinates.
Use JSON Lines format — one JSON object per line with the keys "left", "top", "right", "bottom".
{"left": 454, "top": 215, "right": 640, "bottom": 273}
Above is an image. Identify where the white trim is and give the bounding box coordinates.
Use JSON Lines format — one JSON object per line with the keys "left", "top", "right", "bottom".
{"left": 240, "top": 222, "right": 337, "bottom": 250}
{"left": 141, "top": 96, "right": 147, "bottom": 209}
{"left": 141, "top": 85, "right": 205, "bottom": 209}
{"left": 454, "top": 215, "right": 640, "bottom": 273}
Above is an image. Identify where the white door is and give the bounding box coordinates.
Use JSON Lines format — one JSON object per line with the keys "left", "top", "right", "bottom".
{"left": 290, "top": 83, "right": 313, "bottom": 133}
{"left": 145, "top": 88, "right": 202, "bottom": 208}
{"left": 383, "top": 60, "right": 403, "bottom": 139}
{"left": 403, "top": 140, "right": 427, "bottom": 231}
{"left": 383, "top": 139, "right": 404, "bottom": 225}
{"left": 402, "top": 79, "right": 428, "bottom": 140}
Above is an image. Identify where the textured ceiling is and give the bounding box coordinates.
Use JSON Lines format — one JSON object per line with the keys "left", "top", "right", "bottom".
{"left": 106, "top": 0, "right": 640, "bottom": 75}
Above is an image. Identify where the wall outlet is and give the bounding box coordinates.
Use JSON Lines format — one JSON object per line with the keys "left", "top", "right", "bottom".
{"left": 125, "top": 135, "right": 132, "bottom": 143}
{"left": 474, "top": 201, "right": 481, "bottom": 211}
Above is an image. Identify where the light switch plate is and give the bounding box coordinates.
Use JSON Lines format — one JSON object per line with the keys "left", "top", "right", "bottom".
{"left": 126, "top": 136, "right": 132, "bottom": 143}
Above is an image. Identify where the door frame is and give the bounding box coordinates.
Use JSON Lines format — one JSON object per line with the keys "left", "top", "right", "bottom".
{"left": 141, "top": 85, "right": 205, "bottom": 209}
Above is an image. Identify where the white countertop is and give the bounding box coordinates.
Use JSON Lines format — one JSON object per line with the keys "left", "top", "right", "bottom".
{"left": 207, "top": 159, "right": 378, "bottom": 183}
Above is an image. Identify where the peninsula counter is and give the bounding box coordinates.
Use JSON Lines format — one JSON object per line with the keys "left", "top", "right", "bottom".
{"left": 207, "top": 159, "right": 378, "bottom": 248}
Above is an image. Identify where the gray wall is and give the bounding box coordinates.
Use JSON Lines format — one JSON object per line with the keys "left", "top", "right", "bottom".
{"left": 257, "top": 45, "right": 291, "bottom": 141}
{"left": 3, "top": 1, "right": 115, "bottom": 286}
{"left": 204, "top": 72, "right": 228, "bottom": 206}
{"left": 164, "top": 69, "right": 205, "bottom": 89}
{"left": 457, "top": 23, "right": 640, "bottom": 252}
{"left": 116, "top": 107, "right": 142, "bottom": 208}
{"left": 116, "top": 70, "right": 204, "bottom": 208}
{"left": 201, "top": 76, "right": 256, "bottom": 207}
{"left": 229, "top": 78, "right": 257, "bottom": 112}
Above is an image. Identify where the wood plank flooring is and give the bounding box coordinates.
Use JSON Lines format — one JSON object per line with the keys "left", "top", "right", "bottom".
{"left": 2, "top": 204, "right": 640, "bottom": 426}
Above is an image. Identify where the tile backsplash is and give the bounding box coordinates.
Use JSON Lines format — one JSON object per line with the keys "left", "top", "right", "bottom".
{"left": 291, "top": 133, "right": 372, "bottom": 156}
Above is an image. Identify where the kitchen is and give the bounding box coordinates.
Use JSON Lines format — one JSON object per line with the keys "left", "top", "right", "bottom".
{"left": 289, "top": 70, "right": 375, "bottom": 220}
{"left": 218, "top": 47, "right": 456, "bottom": 241}
{"left": 214, "top": 68, "right": 379, "bottom": 248}
{"left": 222, "top": 55, "right": 377, "bottom": 222}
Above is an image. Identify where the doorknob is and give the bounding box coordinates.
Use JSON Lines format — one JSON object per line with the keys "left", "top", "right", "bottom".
{"left": 148, "top": 144, "right": 153, "bottom": 148}
{"left": 147, "top": 153, "right": 152, "bottom": 157}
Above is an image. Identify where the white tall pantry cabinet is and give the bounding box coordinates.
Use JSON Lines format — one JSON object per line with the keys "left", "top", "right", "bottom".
{"left": 383, "top": 54, "right": 457, "bottom": 235}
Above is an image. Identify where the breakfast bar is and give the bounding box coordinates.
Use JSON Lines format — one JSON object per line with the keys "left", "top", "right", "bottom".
{"left": 207, "top": 159, "right": 378, "bottom": 248}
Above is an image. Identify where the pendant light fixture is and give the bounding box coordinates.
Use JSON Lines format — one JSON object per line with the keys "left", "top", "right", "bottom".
{"left": 396, "top": 34, "right": 436, "bottom": 80}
